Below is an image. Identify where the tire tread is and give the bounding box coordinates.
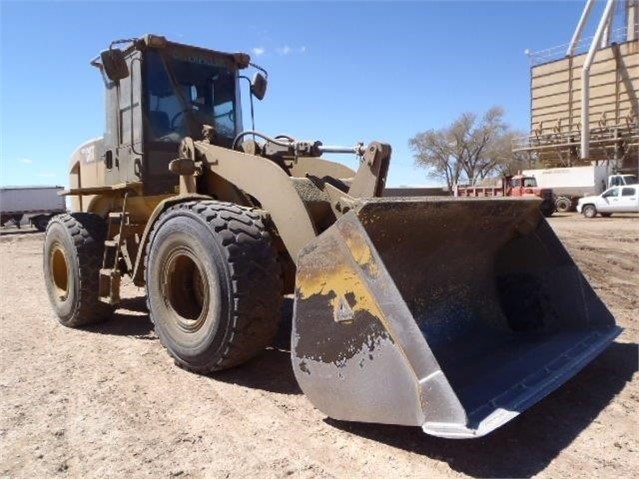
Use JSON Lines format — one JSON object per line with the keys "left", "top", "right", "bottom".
{"left": 46, "top": 213, "right": 114, "bottom": 327}
{"left": 145, "top": 201, "right": 282, "bottom": 372}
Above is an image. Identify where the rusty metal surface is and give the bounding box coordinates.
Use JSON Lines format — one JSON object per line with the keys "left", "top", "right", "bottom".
{"left": 293, "top": 197, "right": 621, "bottom": 438}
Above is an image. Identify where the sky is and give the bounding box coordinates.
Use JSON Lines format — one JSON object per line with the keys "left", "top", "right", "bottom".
{"left": 0, "top": 0, "right": 611, "bottom": 187}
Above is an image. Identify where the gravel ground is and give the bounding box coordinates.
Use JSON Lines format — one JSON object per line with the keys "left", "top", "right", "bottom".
{"left": 0, "top": 213, "right": 637, "bottom": 479}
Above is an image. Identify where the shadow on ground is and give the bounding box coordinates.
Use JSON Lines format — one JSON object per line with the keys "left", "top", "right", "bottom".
{"left": 326, "top": 341, "right": 637, "bottom": 478}
{"left": 0, "top": 227, "right": 43, "bottom": 239}
{"left": 85, "top": 296, "right": 155, "bottom": 339}
{"left": 77, "top": 295, "right": 637, "bottom": 476}
{"left": 84, "top": 295, "right": 301, "bottom": 394}
{"left": 215, "top": 298, "right": 302, "bottom": 395}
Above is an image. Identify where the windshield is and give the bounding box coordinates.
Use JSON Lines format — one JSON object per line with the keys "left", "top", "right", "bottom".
{"left": 145, "top": 49, "right": 238, "bottom": 146}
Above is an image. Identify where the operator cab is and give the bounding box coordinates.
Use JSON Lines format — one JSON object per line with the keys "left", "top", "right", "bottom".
{"left": 510, "top": 175, "right": 538, "bottom": 188}
{"left": 92, "top": 34, "right": 266, "bottom": 195}
{"left": 144, "top": 46, "right": 239, "bottom": 147}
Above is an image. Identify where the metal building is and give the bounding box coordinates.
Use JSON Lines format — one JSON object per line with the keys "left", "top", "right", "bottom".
{"left": 515, "top": 0, "right": 638, "bottom": 172}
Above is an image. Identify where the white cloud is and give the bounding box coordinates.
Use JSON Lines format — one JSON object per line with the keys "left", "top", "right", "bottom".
{"left": 276, "top": 45, "right": 306, "bottom": 56}
{"left": 19, "top": 158, "right": 32, "bottom": 164}
{"left": 252, "top": 47, "right": 266, "bottom": 56}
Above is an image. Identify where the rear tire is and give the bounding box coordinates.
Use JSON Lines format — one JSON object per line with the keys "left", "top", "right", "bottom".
{"left": 43, "top": 213, "right": 114, "bottom": 327}
{"left": 555, "top": 196, "right": 572, "bottom": 213}
{"left": 582, "top": 204, "right": 597, "bottom": 218}
{"left": 540, "top": 204, "right": 555, "bottom": 217}
{"left": 33, "top": 215, "right": 51, "bottom": 232}
{"left": 145, "top": 201, "right": 282, "bottom": 373}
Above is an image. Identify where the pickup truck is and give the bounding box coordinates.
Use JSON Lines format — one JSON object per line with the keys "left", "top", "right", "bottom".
{"left": 576, "top": 185, "right": 639, "bottom": 218}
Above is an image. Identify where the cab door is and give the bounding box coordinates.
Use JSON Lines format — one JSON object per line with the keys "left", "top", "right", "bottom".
{"left": 619, "top": 187, "right": 639, "bottom": 212}
{"left": 598, "top": 187, "right": 620, "bottom": 213}
{"left": 104, "top": 50, "right": 144, "bottom": 186}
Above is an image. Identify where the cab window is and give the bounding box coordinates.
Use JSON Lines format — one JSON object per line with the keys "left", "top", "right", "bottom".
{"left": 621, "top": 187, "right": 636, "bottom": 197}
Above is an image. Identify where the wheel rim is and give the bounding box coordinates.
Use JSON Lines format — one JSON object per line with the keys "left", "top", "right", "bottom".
{"left": 51, "top": 243, "right": 69, "bottom": 300}
{"left": 557, "top": 199, "right": 570, "bottom": 212}
{"left": 162, "top": 248, "right": 210, "bottom": 332}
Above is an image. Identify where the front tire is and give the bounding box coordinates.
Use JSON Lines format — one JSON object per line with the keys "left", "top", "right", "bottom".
{"left": 582, "top": 204, "right": 597, "bottom": 218}
{"left": 145, "top": 201, "right": 282, "bottom": 373}
{"left": 43, "top": 213, "right": 114, "bottom": 327}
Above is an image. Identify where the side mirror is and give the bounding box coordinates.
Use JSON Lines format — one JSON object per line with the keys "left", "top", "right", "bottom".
{"left": 250, "top": 72, "right": 267, "bottom": 101}
{"left": 100, "top": 48, "right": 129, "bottom": 81}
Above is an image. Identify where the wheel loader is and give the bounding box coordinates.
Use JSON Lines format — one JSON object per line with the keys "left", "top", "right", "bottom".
{"left": 43, "top": 35, "right": 621, "bottom": 439}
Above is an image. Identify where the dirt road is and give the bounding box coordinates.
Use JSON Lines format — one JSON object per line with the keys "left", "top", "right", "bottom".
{"left": 1, "top": 214, "right": 637, "bottom": 478}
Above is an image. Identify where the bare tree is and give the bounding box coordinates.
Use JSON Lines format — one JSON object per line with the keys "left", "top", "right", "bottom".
{"left": 491, "top": 129, "right": 538, "bottom": 176}
{"left": 409, "top": 107, "right": 518, "bottom": 190}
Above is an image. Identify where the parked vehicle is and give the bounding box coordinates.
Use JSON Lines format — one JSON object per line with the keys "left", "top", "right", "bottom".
{"left": 576, "top": 185, "right": 639, "bottom": 218}
{"left": 454, "top": 174, "right": 556, "bottom": 217}
{"left": 523, "top": 165, "right": 638, "bottom": 212}
{"left": 42, "top": 34, "right": 620, "bottom": 439}
{"left": 0, "top": 186, "right": 66, "bottom": 231}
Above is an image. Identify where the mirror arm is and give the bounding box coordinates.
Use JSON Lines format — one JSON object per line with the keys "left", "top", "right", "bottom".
{"left": 249, "top": 62, "right": 268, "bottom": 79}
{"left": 239, "top": 76, "right": 256, "bottom": 134}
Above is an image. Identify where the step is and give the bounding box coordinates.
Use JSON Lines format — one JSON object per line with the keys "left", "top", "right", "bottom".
{"left": 98, "top": 268, "right": 121, "bottom": 305}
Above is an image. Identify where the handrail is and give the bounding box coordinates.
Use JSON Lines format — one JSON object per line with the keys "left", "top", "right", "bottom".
{"left": 527, "top": 23, "right": 638, "bottom": 66}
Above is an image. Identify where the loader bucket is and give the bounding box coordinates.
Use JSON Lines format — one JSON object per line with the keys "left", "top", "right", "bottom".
{"left": 292, "top": 197, "right": 621, "bottom": 438}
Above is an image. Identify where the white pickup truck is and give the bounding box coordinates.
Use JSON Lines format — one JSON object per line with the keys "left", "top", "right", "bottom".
{"left": 576, "top": 185, "right": 639, "bottom": 218}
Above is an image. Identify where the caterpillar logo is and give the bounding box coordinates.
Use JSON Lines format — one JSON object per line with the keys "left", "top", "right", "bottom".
{"left": 81, "top": 145, "right": 96, "bottom": 164}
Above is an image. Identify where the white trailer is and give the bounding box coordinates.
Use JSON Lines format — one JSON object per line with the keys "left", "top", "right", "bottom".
{"left": 0, "top": 186, "right": 66, "bottom": 231}
{"left": 522, "top": 166, "right": 638, "bottom": 212}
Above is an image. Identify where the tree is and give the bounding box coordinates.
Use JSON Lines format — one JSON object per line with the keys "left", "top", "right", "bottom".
{"left": 409, "top": 106, "right": 521, "bottom": 190}
{"left": 487, "top": 128, "right": 534, "bottom": 176}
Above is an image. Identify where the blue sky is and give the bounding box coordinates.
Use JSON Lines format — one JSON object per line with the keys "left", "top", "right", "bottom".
{"left": 0, "top": 1, "right": 607, "bottom": 187}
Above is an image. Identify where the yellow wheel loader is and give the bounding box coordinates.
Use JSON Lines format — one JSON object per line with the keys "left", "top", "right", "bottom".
{"left": 43, "top": 35, "right": 621, "bottom": 438}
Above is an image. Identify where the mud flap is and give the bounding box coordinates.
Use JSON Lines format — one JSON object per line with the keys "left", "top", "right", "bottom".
{"left": 292, "top": 197, "right": 621, "bottom": 438}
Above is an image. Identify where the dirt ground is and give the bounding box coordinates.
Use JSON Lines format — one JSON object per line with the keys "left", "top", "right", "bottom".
{"left": 0, "top": 213, "right": 637, "bottom": 479}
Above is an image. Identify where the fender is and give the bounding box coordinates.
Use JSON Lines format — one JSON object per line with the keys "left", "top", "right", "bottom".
{"left": 131, "top": 193, "right": 212, "bottom": 286}
{"left": 194, "top": 142, "right": 318, "bottom": 262}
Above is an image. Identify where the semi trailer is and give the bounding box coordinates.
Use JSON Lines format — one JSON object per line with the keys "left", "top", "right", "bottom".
{"left": 0, "top": 186, "right": 66, "bottom": 230}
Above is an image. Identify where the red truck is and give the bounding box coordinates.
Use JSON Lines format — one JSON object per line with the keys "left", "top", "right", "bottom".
{"left": 454, "top": 174, "right": 556, "bottom": 217}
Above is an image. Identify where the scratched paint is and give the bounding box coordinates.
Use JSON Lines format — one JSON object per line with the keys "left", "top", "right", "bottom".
{"left": 294, "top": 227, "right": 393, "bottom": 367}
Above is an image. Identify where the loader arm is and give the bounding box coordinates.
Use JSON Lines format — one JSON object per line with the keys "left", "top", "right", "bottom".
{"left": 193, "top": 142, "right": 318, "bottom": 262}
{"left": 190, "top": 140, "right": 391, "bottom": 262}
